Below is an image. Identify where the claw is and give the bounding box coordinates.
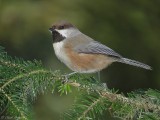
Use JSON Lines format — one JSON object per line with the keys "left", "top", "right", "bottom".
{"left": 62, "top": 75, "right": 69, "bottom": 84}
{"left": 61, "top": 72, "right": 77, "bottom": 84}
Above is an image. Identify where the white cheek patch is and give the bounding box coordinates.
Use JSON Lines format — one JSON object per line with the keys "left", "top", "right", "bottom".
{"left": 55, "top": 28, "right": 81, "bottom": 38}
{"left": 55, "top": 29, "right": 71, "bottom": 38}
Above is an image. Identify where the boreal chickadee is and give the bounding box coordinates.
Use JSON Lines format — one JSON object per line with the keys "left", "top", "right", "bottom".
{"left": 49, "top": 21, "right": 152, "bottom": 75}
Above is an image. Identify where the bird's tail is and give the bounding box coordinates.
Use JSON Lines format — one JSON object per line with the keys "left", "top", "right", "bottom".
{"left": 117, "top": 58, "right": 152, "bottom": 70}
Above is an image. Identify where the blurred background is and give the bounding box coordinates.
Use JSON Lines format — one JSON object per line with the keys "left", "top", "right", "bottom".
{"left": 0, "top": 0, "right": 160, "bottom": 119}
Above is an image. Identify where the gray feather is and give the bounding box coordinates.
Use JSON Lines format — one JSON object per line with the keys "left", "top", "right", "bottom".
{"left": 118, "top": 58, "right": 152, "bottom": 70}
{"left": 73, "top": 35, "right": 122, "bottom": 58}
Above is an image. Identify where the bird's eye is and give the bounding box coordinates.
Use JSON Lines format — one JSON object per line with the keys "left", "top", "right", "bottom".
{"left": 59, "top": 25, "right": 64, "bottom": 29}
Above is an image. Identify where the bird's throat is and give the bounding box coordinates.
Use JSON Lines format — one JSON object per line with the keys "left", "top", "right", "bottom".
{"left": 52, "top": 30, "right": 66, "bottom": 43}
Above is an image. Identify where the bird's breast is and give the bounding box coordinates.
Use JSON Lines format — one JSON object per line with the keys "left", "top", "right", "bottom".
{"left": 53, "top": 41, "right": 71, "bottom": 66}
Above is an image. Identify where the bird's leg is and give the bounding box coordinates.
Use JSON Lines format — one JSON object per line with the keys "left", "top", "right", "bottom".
{"left": 97, "top": 71, "right": 108, "bottom": 89}
{"left": 67, "top": 72, "right": 77, "bottom": 76}
{"left": 101, "top": 83, "right": 108, "bottom": 90}
{"left": 98, "top": 71, "right": 101, "bottom": 81}
{"left": 62, "top": 72, "right": 77, "bottom": 83}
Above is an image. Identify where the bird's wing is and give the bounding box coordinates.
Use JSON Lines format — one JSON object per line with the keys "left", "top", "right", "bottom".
{"left": 73, "top": 35, "right": 122, "bottom": 58}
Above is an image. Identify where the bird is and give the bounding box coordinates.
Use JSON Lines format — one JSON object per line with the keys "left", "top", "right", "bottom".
{"left": 49, "top": 21, "right": 152, "bottom": 80}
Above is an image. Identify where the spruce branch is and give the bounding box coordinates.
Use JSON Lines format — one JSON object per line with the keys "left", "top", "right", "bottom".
{"left": 0, "top": 46, "right": 25, "bottom": 70}
{"left": 77, "top": 95, "right": 104, "bottom": 120}
{"left": 1, "top": 90, "right": 27, "bottom": 120}
{"left": 65, "top": 80, "right": 160, "bottom": 114}
{"left": 0, "top": 46, "right": 160, "bottom": 120}
{"left": 61, "top": 80, "right": 160, "bottom": 120}
{"left": 0, "top": 69, "right": 52, "bottom": 90}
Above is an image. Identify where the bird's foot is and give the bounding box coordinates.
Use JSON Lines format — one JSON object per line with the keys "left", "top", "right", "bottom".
{"left": 62, "top": 72, "right": 77, "bottom": 84}
{"left": 101, "top": 83, "right": 108, "bottom": 90}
